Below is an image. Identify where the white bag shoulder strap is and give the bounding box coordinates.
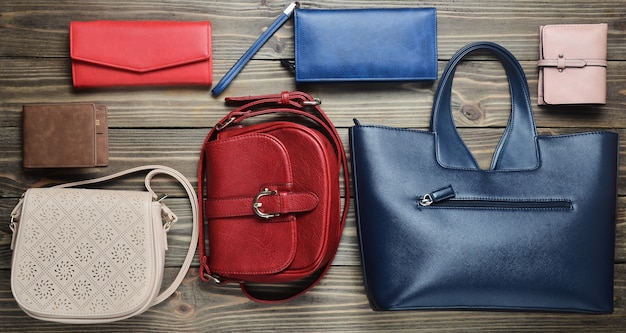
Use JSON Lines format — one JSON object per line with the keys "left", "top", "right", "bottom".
{"left": 52, "top": 165, "right": 198, "bottom": 306}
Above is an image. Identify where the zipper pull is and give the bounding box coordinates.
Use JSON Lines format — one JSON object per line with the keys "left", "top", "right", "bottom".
{"left": 419, "top": 185, "right": 455, "bottom": 206}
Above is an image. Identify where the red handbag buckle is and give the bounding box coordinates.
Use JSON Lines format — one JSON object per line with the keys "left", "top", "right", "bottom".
{"left": 253, "top": 188, "right": 280, "bottom": 219}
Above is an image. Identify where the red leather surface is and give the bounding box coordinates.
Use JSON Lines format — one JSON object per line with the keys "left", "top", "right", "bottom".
{"left": 197, "top": 91, "right": 350, "bottom": 303}
{"left": 204, "top": 121, "right": 339, "bottom": 282}
{"left": 70, "top": 21, "right": 212, "bottom": 88}
{"left": 204, "top": 192, "right": 319, "bottom": 219}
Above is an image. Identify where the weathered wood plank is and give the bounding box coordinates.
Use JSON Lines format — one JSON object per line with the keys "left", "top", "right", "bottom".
{"left": 2, "top": 192, "right": 626, "bottom": 271}
{"left": 2, "top": 127, "right": 626, "bottom": 197}
{"left": 1, "top": 0, "right": 625, "bottom": 331}
{"left": 1, "top": 0, "right": 626, "bottom": 60}
{"left": 2, "top": 127, "right": 626, "bottom": 201}
{"left": 0, "top": 265, "right": 624, "bottom": 332}
{"left": 2, "top": 58, "right": 626, "bottom": 129}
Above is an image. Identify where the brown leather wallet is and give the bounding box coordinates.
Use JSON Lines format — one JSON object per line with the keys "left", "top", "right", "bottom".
{"left": 23, "top": 103, "right": 109, "bottom": 168}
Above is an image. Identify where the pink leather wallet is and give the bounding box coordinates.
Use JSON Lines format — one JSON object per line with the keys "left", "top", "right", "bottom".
{"left": 70, "top": 21, "right": 212, "bottom": 88}
{"left": 538, "top": 23, "right": 607, "bottom": 105}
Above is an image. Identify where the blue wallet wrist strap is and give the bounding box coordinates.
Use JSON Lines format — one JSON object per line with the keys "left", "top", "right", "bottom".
{"left": 211, "top": 2, "right": 298, "bottom": 96}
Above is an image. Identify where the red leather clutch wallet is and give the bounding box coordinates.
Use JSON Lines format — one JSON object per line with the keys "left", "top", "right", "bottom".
{"left": 198, "top": 92, "right": 349, "bottom": 303}
{"left": 70, "top": 21, "right": 212, "bottom": 88}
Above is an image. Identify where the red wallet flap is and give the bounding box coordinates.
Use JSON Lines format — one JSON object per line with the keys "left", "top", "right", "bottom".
{"left": 70, "top": 21, "right": 211, "bottom": 73}
{"left": 205, "top": 133, "right": 298, "bottom": 276}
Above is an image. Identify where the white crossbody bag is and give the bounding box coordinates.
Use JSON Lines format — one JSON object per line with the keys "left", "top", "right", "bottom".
{"left": 9, "top": 165, "right": 198, "bottom": 324}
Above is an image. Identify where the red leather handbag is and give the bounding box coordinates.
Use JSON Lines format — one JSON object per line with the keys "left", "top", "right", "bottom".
{"left": 70, "top": 21, "right": 212, "bottom": 88}
{"left": 198, "top": 91, "right": 349, "bottom": 303}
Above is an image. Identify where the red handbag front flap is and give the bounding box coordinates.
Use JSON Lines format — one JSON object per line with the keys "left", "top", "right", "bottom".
{"left": 210, "top": 122, "right": 340, "bottom": 282}
{"left": 262, "top": 124, "right": 339, "bottom": 274}
{"left": 204, "top": 132, "right": 298, "bottom": 276}
{"left": 70, "top": 21, "right": 211, "bottom": 73}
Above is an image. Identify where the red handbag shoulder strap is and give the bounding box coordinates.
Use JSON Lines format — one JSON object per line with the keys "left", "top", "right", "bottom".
{"left": 197, "top": 91, "right": 350, "bottom": 303}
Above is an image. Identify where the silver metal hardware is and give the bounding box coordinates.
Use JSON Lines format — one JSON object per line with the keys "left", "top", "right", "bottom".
{"left": 163, "top": 220, "right": 172, "bottom": 233}
{"left": 10, "top": 215, "right": 19, "bottom": 250}
{"left": 302, "top": 98, "right": 322, "bottom": 106}
{"left": 207, "top": 273, "right": 222, "bottom": 284}
{"left": 253, "top": 188, "right": 280, "bottom": 219}
{"left": 419, "top": 185, "right": 455, "bottom": 207}
{"left": 9, "top": 195, "right": 23, "bottom": 231}
{"left": 284, "top": 2, "right": 299, "bottom": 15}
{"left": 9, "top": 216, "right": 16, "bottom": 233}
{"left": 9, "top": 195, "right": 24, "bottom": 250}
{"left": 419, "top": 194, "right": 433, "bottom": 207}
{"left": 216, "top": 116, "right": 236, "bottom": 131}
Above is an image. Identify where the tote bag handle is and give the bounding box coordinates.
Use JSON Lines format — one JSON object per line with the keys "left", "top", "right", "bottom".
{"left": 431, "top": 42, "right": 539, "bottom": 171}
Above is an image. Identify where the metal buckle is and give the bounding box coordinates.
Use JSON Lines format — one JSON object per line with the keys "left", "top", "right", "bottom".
{"left": 253, "top": 188, "right": 280, "bottom": 219}
{"left": 302, "top": 98, "right": 322, "bottom": 106}
{"left": 215, "top": 116, "right": 236, "bottom": 131}
{"left": 9, "top": 216, "right": 16, "bottom": 232}
{"left": 207, "top": 274, "right": 222, "bottom": 284}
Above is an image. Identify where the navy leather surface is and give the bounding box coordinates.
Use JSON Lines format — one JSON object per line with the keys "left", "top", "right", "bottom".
{"left": 294, "top": 8, "right": 437, "bottom": 82}
{"left": 350, "top": 42, "right": 618, "bottom": 313}
{"left": 432, "top": 43, "right": 539, "bottom": 170}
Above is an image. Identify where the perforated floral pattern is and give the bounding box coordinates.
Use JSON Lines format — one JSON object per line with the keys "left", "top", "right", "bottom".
{"left": 11, "top": 188, "right": 160, "bottom": 318}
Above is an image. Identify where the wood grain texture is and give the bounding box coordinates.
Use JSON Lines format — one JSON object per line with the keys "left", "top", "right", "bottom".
{"left": 0, "top": 266, "right": 625, "bottom": 332}
{"left": 2, "top": 0, "right": 626, "bottom": 60}
{"left": 2, "top": 0, "right": 626, "bottom": 331}
{"left": 3, "top": 128, "right": 626, "bottom": 197}
{"left": 2, "top": 58, "right": 625, "bottom": 128}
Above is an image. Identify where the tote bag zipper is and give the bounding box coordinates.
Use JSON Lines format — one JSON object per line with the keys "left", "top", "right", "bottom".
{"left": 418, "top": 185, "right": 572, "bottom": 210}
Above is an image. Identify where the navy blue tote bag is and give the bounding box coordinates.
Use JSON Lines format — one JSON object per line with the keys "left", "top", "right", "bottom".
{"left": 350, "top": 42, "right": 618, "bottom": 313}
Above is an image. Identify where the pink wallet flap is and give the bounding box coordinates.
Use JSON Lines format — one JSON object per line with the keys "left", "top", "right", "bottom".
{"left": 539, "top": 24, "right": 607, "bottom": 68}
{"left": 538, "top": 23, "right": 607, "bottom": 105}
{"left": 70, "top": 20, "right": 212, "bottom": 73}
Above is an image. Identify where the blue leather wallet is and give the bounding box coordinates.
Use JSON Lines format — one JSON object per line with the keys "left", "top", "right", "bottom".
{"left": 292, "top": 8, "right": 438, "bottom": 82}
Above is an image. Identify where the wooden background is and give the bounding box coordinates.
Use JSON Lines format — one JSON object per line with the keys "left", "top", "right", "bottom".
{"left": 1, "top": 0, "right": 625, "bottom": 331}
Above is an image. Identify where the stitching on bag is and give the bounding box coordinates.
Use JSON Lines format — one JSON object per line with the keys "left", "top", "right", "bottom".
{"left": 207, "top": 127, "right": 330, "bottom": 276}
{"left": 205, "top": 182, "right": 297, "bottom": 219}
{"left": 295, "top": 8, "right": 438, "bottom": 81}
{"left": 423, "top": 207, "right": 572, "bottom": 211}
{"left": 354, "top": 124, "right": 430, "bottom": 134}
{"left": 539, "top": 131, "right": 617, "bottom": 139}
{"left": 422, "top": 200, "right": 573, "bottom": 211}
{"left": 71, "top": 22, "right": 211, "bottom": 72}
